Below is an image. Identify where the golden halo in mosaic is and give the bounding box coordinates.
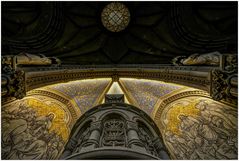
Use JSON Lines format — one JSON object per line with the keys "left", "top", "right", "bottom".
{"left": 101, "top": 2, "right": 130, "bottom": 32}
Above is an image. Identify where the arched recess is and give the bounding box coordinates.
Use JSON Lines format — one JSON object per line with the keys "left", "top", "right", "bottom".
{"left": 153, "top": 90, "right": 237, "bottom": 160}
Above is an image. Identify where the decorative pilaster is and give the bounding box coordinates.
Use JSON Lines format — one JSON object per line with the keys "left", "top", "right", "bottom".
{"left": 210, "top": 69, "right": 237, "bottom": 104}
{"left": 210, "top": 54, "right": 237, "bottom": 104}
{"left": 1, "top": 53, "right": 61, "bottom": 100}
{"left": 2, "top": 56, "right": 26, "bottom": 99}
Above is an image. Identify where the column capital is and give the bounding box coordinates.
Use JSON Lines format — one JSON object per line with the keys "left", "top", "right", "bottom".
{"left": 90, "top": 121, "right": 102, "bottom": 131}
{"left": 126, "top": 121, "right": 138, "bottom": 131}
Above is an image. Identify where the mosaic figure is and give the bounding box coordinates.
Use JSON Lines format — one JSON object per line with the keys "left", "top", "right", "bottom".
{"left": 2, "top": 101, "right": 65, "bottom": 160}
{"left": 163, "top": 97, "right": 237, "bottom": 159}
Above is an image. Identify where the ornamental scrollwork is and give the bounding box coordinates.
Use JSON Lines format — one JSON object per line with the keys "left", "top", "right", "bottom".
{"left": 222, "top": 54, "right": 237, "bottom": 72}
{"left": 210, "top": 53, "right": 237, "bottom": 104}
{"left": 210, "top": 69, "right": 237, "bottom": 104}
{"left": 2, "top": 56, "right": 26, "bottom": 99}
{"left": 100, "top": 119, "right": 126, "bottom": 147}
{"left": 2, "top": 53, "right": 61, "bottom": 100}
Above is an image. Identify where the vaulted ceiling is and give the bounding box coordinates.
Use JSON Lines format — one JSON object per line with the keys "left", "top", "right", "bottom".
{"left": 2, "top": 1, "right": 237, "bottom": 64}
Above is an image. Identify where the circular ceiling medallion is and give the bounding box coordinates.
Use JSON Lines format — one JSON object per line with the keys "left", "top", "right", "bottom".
{"left": 101, "top": 2, "right": 130, "bottom": 32}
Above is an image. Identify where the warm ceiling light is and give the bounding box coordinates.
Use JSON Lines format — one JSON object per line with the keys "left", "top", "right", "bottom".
{"left": 101, "top": 2, "right": 130, "bottom": 32}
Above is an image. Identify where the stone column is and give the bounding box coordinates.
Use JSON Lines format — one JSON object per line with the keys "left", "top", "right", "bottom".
{"left": 80, "top": 121, "right": 102, "bottom": 153}
{"left": 126, "top": 121, "right": 147, "bottom": 153}
{"left": 153, "top": 137, "right": 170, "bottom": 159}
{"left": 60, "top": 138, "right": 77, "bottom": 159}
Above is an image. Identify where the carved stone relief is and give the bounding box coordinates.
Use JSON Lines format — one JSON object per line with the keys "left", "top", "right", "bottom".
{"left": 171, "top": 51, "right": 238, "bottom": 104}
{"left": 61, "top": 102, "right": 170, "bottom": 159}
{"left": 2, "top": 55, "right": 26, "bottom": 99}
{"left": 172, "top": 51, "right": 221, "bottom": 66}
{"left": 1, "top": 53, "right": 61, "bottom": 100}
{"left": 101, "top": 118, "right": 126, "bottom": 147}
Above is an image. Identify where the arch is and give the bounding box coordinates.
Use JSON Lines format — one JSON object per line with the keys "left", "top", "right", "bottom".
{"left": 132, "top": 116, "right": 158, "bottom": 138}
{"left": 25, "top": 67, "right": 210, "bottom": 93}
{"left": 98, "top": 110, "right": 130, "bottom": 121}
{"left": 71, "top": 116, "right": 96, "bottom": 139}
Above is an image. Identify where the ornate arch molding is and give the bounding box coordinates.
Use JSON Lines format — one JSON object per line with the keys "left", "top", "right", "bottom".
{"left": 153, "top": 89, "right": 210, "bottom": 130}
{"left": 2, "top": 62, "right": 237, "bottom": 105}
{"left": 24, "top": 66, "right": 211, "bottom": 92}
{"left": 27, "top": 89, "right": 81, "bottom": 129}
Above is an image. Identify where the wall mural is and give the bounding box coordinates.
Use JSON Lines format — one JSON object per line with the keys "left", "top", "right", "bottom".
{"left": 160, "top": 97, "right": 237, "bottom": 160}
{"left": 119, "top": 78, "right": 183, "bottom": 115}
{"left": 47, "top": 78, "right": 112, "bottom": 114}
{"left": 2, "top": 96, "right": 71, "bottom": 160}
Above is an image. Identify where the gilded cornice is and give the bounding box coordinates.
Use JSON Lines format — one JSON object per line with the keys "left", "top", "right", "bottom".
{"left": 25, "top": 66, "right": 211, "bottom": 95}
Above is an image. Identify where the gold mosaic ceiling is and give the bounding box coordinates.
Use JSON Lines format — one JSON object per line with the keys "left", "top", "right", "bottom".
{"left": 27, "top": 77, "right": 199, "bottom": 118}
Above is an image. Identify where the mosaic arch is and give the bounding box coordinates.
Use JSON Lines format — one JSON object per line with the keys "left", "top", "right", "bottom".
{"left": 42, "top": 78, "right": 112, "bottom": 114}
{"left": 156, "top": 96, "right": 237, "bottom": 160}
{"left": 119, "top": 78, "right": 192, "bottom": 117}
